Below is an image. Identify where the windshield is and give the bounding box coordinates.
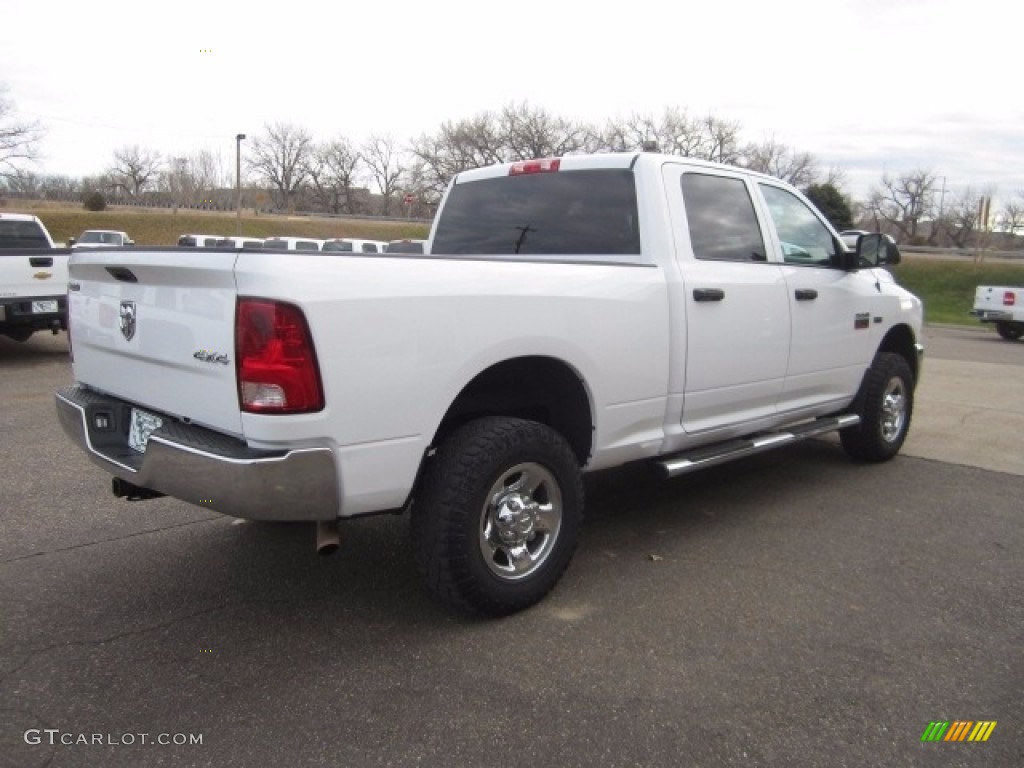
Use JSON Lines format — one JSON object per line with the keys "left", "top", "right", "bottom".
{"left": 78, "top": 231, "right": 118, "bottom": 244}
{"left": 432, "top": 169, "right": 640, "bottom": 259}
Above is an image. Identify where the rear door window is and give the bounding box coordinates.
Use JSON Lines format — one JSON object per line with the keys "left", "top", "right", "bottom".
{"left": 432, "top": 169, "right": 640, "bottom": 259}
{"left": 679, "top": 174, "right": 767, "bottom": 262}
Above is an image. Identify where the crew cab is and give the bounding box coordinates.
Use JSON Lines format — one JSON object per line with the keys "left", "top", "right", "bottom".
{"left": 0, "top": 212, "right": 68, "bottom": 341}
{"left": 55, "top": 153, "right": 924, "bottom": 615}
{"left": 969, "top": 285, "right": 1024, "bottom": 340}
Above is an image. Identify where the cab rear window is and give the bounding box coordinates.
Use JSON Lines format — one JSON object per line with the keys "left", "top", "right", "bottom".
{"left": 0, "top": 220, "right": 50, "bottom": 249}
{"left": 432, "top": 169, "right": 640, "bottom": 259}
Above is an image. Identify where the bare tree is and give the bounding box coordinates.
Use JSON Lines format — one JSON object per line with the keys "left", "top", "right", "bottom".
{"left": 596, "top": 108, "right": 740, "bottom": 162}
{"left": 997, "top": 192, "right": 1024, "bottom": 245}
{"left": 935, "top": 187, "right": 983, "bottom": 248}
{"left": 741, "top": 137, "right": 819, "bottom": 187}
{"left": 304, "top": 138, "right": 363, "bottom": 214}
{"left": 499, "top": 102, "right": 590, "bottom": 160}
{"left": 865, "top": 169, "right": 938, "bottom": 242}
{"left": 362, "top": 134, "right": 404, "bottom": 216}
{"left": 0, "top": 85, "right": 45, "bottom": 181}
{"left": 153, "top": 151, "right": 224, "bottom": 210}
{"left": 38, "top": 174, "right": 81, "bottom": 201}
{"left": 2, "top": 169, "right": 41, "bottom": 197}
{"left": 108, "top": 145, "right": 162, "bottom": 198}
{"left": 248, "top": 122, "right": 312, "bottom": 211}
{"left": 700, "top": 114, "right": 742, "bottom": 164}
{"left": 408, "top": 114, "right": 505, "bottom": 202}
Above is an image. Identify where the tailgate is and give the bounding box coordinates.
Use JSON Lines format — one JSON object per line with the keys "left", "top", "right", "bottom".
{"left": 68, "top": 249, "right": 243, "bottom": 436}
{"left": 0, "top": 250, "right": 69, "bottom": 299}
{"left": 973, "top": 285, "right": 1020, "bottom": 312}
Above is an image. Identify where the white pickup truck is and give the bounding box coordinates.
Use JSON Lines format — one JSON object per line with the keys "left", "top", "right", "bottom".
{"left": 969, "top": 285, "right": 1024, "bottom": 340}
{"left": 55, "top": 152, "right": 924, "bottom": 615}
{"left": 0, "top": 212, "right": 69, "bottom": 341}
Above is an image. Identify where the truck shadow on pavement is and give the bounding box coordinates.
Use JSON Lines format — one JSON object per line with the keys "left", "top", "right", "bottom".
{"left": 0, "top": 331, "right": 70, "bottom": 364}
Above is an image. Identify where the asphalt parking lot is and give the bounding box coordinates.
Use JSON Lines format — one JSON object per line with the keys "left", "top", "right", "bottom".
{"left": 1, "top": 327, "right": 1021, "bottom": 768}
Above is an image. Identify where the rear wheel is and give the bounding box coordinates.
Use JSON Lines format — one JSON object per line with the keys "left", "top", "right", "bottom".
{"left": 840, "top": 352, "right": 914, "bottom": 462}
{"left": 411, "top": 417, "right": 583, "bottom": 616}
{"left": 995, "top": 322, "right": 1023, "bottom": 341}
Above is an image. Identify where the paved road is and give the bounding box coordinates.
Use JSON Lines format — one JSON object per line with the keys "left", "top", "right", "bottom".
{"left": 1, "top": 330, "right": 1021, "bottom": 768}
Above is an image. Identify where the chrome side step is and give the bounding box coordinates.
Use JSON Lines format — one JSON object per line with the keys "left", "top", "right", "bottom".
{"left": 655, "top": 414, "right": 860, "bottom": 478}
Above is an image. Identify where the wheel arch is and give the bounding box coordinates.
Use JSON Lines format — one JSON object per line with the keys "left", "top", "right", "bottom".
{"left": 430, "top": 356, "right": 594, "bottom": 466}
{"left": 877, "top": 323, "right": 921, "bottom": 383}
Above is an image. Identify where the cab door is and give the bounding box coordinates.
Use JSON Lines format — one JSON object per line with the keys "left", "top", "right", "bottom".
{"left": 754, "top": 182, "right": 876, "bottom": 413}
{"left": 662, "top": 164, "right": 790, "bottom": 434}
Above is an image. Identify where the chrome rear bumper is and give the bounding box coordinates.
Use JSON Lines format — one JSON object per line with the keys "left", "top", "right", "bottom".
{"left": 55, "top": 385, "right": 339, "bottom": 521}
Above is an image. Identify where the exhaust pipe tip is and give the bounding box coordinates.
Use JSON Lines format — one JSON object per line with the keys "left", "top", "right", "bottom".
{"left": 316, "top": 520, "right": 340, "bottom": 556}
{"left": 112, "top": 477, "right": 164, "bottom": 501}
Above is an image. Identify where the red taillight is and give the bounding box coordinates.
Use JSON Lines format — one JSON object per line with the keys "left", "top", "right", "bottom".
{"left": 236, "top": 298, "right": 324, "bottom": 414}
{"left": 1004, "top": 291, "right": 1015, "bottom": 307}
{"left": 509, "top": 158, "right": 561, "bottom": 176}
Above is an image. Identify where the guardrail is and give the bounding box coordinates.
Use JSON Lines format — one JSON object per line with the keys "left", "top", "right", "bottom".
{"left": 902, "top": 245, "right": 1024, "bottom": 260}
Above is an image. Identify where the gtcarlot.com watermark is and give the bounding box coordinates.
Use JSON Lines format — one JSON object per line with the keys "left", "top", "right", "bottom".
{"left": 24, "top": 729, "right": 203, "bottom": 747}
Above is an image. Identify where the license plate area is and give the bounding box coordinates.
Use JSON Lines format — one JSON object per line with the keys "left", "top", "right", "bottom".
{"left": 129, "top": 408, "right": 164, "bottom": 454}
{"left": 32, "top": 300, "right": 58, "bottom": 313}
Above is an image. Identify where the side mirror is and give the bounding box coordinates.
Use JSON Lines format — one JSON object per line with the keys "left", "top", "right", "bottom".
{"left": 856, "top": 233, "right": 901, "bottom": 267}
{"left": 126, "top": 239, "right": 135, "bottom": 246}
{"left": 67, "top": 237, "right": 76, "bottom": 246}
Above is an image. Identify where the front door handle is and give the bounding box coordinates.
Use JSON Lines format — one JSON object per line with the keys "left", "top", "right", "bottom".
{"left": 795, "top": 289, "right": 818, "bottom": 301}
{"left": 693, "top": 288, "right": 725, "bottom": 302}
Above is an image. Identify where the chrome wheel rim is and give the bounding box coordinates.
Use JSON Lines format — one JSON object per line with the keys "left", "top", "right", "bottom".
{"left": 880, "top": 377, "right": 907, "bottom": 443}
{"left": 479, "top": 462, "right": 562, "bottom": 581}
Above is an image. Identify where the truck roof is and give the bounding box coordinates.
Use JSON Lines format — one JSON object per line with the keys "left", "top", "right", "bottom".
{"left": 451, "top": 151, "right": 779, "bottom": 185}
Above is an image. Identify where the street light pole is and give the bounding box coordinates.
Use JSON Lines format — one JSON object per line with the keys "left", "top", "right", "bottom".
{"left": 235, "top": 133, "right": 246, "bottom": 236}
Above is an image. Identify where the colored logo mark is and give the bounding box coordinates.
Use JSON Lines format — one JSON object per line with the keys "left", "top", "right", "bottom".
{"left": 921, "top": 721, "right": 997, "bottom": 742}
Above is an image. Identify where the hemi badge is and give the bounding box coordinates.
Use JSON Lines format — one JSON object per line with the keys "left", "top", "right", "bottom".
{"left": 854, "top": 312, "right": 870, "bottom": 330}
{"left": 33, "top": 271, "right": 52, "bottom": 280}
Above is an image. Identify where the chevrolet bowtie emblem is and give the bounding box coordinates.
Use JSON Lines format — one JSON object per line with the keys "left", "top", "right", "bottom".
{"left": 33, "top": 271, "right": 52, "bottom": 280}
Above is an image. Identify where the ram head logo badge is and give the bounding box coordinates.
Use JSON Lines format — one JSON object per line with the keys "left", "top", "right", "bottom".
{"left": 119, "top": 300, "right": 137, "bottom": 341}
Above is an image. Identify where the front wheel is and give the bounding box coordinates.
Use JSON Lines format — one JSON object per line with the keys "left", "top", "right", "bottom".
{"left": 995, "top": 322, "right": 1023, "bottom": 341}
{"left": 411, "top": 417, "right": 583, "bottom": 616}
{"left": 840, "top": 352, "right": 915, "bottom": 462}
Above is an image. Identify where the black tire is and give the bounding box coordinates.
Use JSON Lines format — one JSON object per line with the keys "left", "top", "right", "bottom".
{"left": 411, "top": 417, "right": 583, "bottom": 616}
{"left": 995, "top": 322, "right": 1023, "bottom": 341}
{"left": 840, "top": 352, "right": 914, "bottom": 463}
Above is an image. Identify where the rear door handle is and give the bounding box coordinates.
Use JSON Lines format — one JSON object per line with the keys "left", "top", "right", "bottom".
{"left": 795, "top": 289, "right": 818, "bottom": 301}
{"left": 693, "top": 288, "right": 725, "bottom": 302}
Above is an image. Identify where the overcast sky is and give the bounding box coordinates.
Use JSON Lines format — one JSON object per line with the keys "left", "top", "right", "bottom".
{"left": 2, "top": 0, "right": 1020, "bottom": 202}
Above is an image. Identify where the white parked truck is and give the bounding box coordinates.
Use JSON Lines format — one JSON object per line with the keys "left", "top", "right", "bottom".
{"left": 969, "top": 285, "right": 1024, "bottom": 340}
{"left": 0, "top": 212, "right": 68, "bottom": 341}
{"left": 55, "top": 153, "right": 924, "bottom": 615}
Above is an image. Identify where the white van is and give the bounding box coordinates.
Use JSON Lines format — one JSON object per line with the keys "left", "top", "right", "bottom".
{"left": 262, "top": 236, "right": 324, "bottom": 252}
{"left": 216, "top": 236, "right": 265, "bottom": 249}
{"left": 177, "top": 234, "right": 224, "bottom": 247}
{"left": 322, "top": 238, "right": 389, "bottom": 254}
